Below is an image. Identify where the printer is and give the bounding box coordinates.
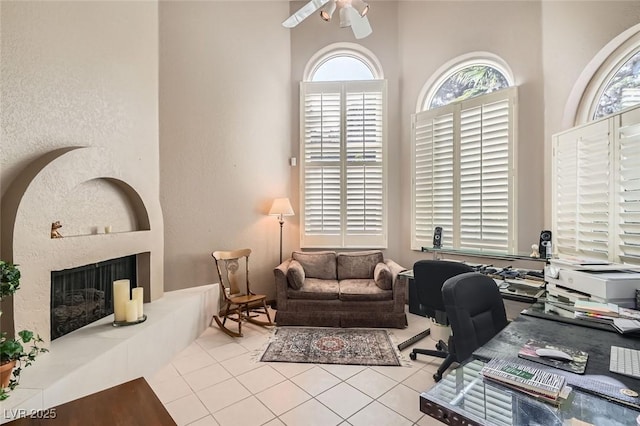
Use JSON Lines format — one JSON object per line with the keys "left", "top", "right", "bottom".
{"left": 546, "top": 259, "right": 640, "bottom": 307}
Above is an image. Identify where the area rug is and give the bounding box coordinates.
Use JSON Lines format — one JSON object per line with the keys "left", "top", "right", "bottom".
{"left": 259, "top": 327, "right": 401, "bottom": 366}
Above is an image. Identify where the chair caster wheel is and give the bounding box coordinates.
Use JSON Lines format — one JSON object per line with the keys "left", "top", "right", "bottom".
{"left": 436, "top": 342, "right": 443, "bottom": 351}
{"left": 433, "top": 372, "right": 442, "bottom": 382}
{"left": 410, "top": 352, "right": 417, "bottom": 360}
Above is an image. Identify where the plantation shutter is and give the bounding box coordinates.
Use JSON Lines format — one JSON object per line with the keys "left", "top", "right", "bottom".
{"left": 553, "top": 120, "right": 611, "bottom": 261}
{"left": 411, "top": 87, "right": 516, "bottom": 252}
{"left": 301, "top": 80, "right": 387, "bottom": 248}
{"left": 459, "top": 96, "right": 512, "bottom": 251}
{"left": 411, "top": 107, "right": 455, "bottom": 249}
{"left": 616, "top": 108, "right": 640, "bottom": 264}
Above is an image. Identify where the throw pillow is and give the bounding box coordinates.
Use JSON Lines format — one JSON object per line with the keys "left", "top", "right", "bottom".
{"left": 336, "top": 250, "right": 384, "bottom": 280}
{"left": 287, "top": 260, "right": 305, "bottom": 290}
{"left": 374, "top": 262, "right": 392, "bottom": 290}
{"left": 292, "top": 251, "right": 337, "bottom": 280}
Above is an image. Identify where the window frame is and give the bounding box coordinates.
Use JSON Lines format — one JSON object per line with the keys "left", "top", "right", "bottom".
{"left": 300, "top": 46, "right": 387, "bottom": 249}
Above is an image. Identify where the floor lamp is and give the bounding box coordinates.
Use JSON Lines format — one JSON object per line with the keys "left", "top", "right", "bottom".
{"left": 269, "top": 198, "right": 295, "bottom": 264}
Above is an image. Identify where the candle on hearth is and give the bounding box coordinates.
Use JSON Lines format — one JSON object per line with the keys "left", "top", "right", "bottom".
{"left": 132, "top": 287, "right": 144, "bottom": 319}
{"left": 125, "top": 300, "right": 138, "bottom": 323}
{"left": 113, "top": 279, "right": 130, "bottom": 322}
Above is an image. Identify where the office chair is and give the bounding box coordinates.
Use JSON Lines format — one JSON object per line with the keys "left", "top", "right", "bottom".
{"left": 409, "top": 260, "right": 475, "bottom": 381}
{"left": 442, "top": 272, "right": 509, "bottom": 369}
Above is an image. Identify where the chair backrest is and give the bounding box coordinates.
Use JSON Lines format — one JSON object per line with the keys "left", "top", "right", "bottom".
{"left": 212, "top": 248, "right": 252, "bottom": 298}
{"left": 413, "top": 260, "right": 475, "bottom": 320}
{"left": 442, "top": 272, "right": 508, "bottom": 362}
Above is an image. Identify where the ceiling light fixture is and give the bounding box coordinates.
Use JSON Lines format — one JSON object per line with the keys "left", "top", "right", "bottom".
{"left": 320, "top": 0, "right": 337, "bottom": 21}
{"left": 351, "top": 0, "right": 369, "bottom": 17}
{"left": 339, "top": 6, "right": 352, "bottom": 28}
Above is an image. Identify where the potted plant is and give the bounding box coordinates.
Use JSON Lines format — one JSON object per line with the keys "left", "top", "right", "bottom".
{"left": 0, "top": 260, "right": 47, "bottom": 400}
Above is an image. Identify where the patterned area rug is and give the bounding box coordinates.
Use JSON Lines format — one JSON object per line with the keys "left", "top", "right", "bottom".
{"left": 259, "top": 327, "right": 401, "bottom": 366}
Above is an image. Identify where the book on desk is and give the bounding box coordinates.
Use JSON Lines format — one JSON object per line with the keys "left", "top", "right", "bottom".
{"left": 480, "top": 358, "right": 570, "bottom": 406}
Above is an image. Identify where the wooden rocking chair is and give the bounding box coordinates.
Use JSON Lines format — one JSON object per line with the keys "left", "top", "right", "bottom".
{"left": 211, "top": 248, "right": 273, "bottom": 337}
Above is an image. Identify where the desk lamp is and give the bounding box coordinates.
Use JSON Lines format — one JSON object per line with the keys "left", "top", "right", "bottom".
{"left": 269, "top": 198, "right": 295, "bottom": 264}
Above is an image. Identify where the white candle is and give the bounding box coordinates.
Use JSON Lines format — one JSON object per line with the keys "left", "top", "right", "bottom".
{"left": 132, "top": 287, "right": 144, "bottom": 319}
{"left": 113, "top": 279, "right": 130, "bottom": 322}
{"left": 125, "top": 300, "right": 138, "bottom": 323}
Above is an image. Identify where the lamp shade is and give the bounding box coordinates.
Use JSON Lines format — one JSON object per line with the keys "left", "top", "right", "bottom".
{"left": 320, "top": 0, "right": 337, "bottom": 21}
{"left": 269, "top": 198, "right": 294, "bottom": 216}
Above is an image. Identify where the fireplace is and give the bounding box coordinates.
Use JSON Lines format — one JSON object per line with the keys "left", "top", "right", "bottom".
{"left": 50, "top": 255, "right": 137, "bottom": 340}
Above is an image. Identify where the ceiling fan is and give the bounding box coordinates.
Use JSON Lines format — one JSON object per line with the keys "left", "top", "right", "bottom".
{"left": 282, "top": 0, "right": 372, "bottom": 40}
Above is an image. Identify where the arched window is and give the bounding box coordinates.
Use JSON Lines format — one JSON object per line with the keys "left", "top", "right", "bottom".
{"left": 593, "top": 49, "right": 640, "bottom": 120}
{"left": 300, "top": 44, "right": 387, "bottom": 248}
{"left": 571, "top": 24, "right": 640, "bottom": 125}
{"left": 411, "top": 54, "right": 517, "bottom": 253}
{"left": 419, "top": 54, "right": 513, "bottom": 111}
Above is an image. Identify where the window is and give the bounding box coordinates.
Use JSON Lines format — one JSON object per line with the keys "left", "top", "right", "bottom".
{"left": 412, "top": 57, "right": 516, "bottom": 252}
{"left": 593, "top": 50, "right": 640, "bottom": 120}
{"left": 300, "top": 46, "right": 387, "bottom": 248}
{"left": 552, "top": 106, "right": 640, "bottom": 265}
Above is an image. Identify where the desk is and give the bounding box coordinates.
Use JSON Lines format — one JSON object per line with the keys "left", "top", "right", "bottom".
{"left": 420, "top": 359, "right": 640, "bottom": 426}
{"left": 420, "top": 313, "right": 640, "bottom": 425}
{"left": 5, "top": 377, "right": 176, "bottom": 425}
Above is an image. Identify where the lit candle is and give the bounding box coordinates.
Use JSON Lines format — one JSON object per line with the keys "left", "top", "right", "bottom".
{"left": 125, "top": 300, "right": 138, "bottom": 323}
{"left": 113, "top": 279, "right": 130, "bottom": 322}
{"left": 132, "top": 287, "right": 144, "bottom": 319}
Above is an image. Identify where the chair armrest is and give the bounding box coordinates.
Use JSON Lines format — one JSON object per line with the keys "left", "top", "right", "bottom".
{"left": 274, "top": 258, "right": 292, "bottom": 310}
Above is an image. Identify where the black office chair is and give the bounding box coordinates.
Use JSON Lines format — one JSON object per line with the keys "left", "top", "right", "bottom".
{"left": 442, "top": 272, "right": 509, "bottom": 369}
{"left": 409, "top": 260, "right": 475, "bottom": 381}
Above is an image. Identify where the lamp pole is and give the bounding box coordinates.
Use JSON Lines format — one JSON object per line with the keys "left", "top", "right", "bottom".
{"left": 278, "top": 214, "right": 284, "bottom": 264}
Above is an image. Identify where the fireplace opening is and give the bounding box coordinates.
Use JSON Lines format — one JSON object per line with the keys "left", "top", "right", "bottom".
{"left": 50, "top": 255, "right": 137, "bottom": 340}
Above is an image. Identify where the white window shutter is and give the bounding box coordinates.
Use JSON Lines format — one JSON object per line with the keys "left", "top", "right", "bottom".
{"left": 553, "top": 120, "right": 611, "bottom": 261}
{"left": 412, "top": 108, "right": 455, "bottom": 249}
{"left": 459, "top": 97, "right": 512, "bottom": 251}
{"left": 411, "top": 87, "right": 516, "bottom": 252}
{"left": 616, "top": 108, "right": 640, "bottom": 264}
{"left": 301, "top": 80, "right": 387, "bottom": 248}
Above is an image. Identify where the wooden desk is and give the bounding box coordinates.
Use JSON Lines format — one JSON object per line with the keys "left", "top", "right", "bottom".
{"left": 5, "top": 377, "right": 176, "bottom": 426}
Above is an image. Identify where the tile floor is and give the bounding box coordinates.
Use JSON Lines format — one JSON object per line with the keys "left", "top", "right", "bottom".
{"left": 147, "top": 309, "right": 448, "bottom": 426}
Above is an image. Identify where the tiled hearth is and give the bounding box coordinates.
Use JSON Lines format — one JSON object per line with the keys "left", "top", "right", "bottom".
{"left": 1, "top": 284, "right": 218, "bottom": 423}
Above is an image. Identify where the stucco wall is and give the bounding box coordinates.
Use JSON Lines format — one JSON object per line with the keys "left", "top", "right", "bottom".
{"left": 159, "top": 2, "right": 292, "bottom": 298}
{"left": 0, "top": 1, "right": 161, "bottom": 342}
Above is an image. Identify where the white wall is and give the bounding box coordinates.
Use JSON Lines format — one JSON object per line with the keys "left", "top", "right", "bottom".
{"left": 159, "top": 2, "right": 292, "bottom": 298}
{"left": 541, "top": 1, "right": 640, "bottom": 225}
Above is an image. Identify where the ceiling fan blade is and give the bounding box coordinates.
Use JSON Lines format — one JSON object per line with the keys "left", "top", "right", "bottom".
{"left": 348, "top": 8, "right": 372, "bottom": 39}
{"left": 282, "top": 0, "right": 331, "bottom": 28}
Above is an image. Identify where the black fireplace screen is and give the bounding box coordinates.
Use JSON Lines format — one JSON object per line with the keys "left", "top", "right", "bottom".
{"left": 50, "top": 255, "right": 136, "bottom": 340}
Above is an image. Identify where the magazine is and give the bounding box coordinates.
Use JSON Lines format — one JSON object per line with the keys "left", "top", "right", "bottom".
{"left": 481, "top": 358, "right": 567, "bottom": 404}
{"left": 517, "top": 339, "right": 588, "bottom": 374}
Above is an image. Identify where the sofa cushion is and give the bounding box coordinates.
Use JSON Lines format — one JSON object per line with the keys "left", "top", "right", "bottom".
{"left": 287, "top": 278, "right": 340, "bottom": 300}
{"left": 339, "top": 279, "right": 393, "bottom": 302}
{"left": 336, "top": 250, "right": 384, "bottom": 280}
{"left": 286, "top": 260, "right": 305, "bottom": 289}
{"left": 292, "top": 251, "right": 337, "bottom": 280}
{"left": 374, "top": 262, "right": 392, "bottom": 290}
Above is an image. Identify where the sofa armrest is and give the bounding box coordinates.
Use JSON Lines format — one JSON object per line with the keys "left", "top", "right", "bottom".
{"left": 274, "top": 258, "right": 292, "bottom": 311}
{"left": 385, "top": 259, "right": 407, "bottom": 313}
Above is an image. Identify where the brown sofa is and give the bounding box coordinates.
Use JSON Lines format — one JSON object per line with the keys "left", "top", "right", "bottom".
{"left": 273, "top": 250, "right": 407, "bottom": 328}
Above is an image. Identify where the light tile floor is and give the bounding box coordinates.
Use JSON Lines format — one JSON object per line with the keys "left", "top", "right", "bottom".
{"left": 147, "top": 309, "right": 448, "bottom": 426}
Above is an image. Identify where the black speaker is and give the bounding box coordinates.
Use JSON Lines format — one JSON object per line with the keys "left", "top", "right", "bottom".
{"left": 539, "top": 230, "right": 552, "bottom": 259}
{"left": 433, "top": 227, "right": 443, "bottom": 248}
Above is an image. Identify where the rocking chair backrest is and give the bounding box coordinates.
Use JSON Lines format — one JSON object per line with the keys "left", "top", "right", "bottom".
{"left": 212, "top": 248, "right": 252, "bottom": 298}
